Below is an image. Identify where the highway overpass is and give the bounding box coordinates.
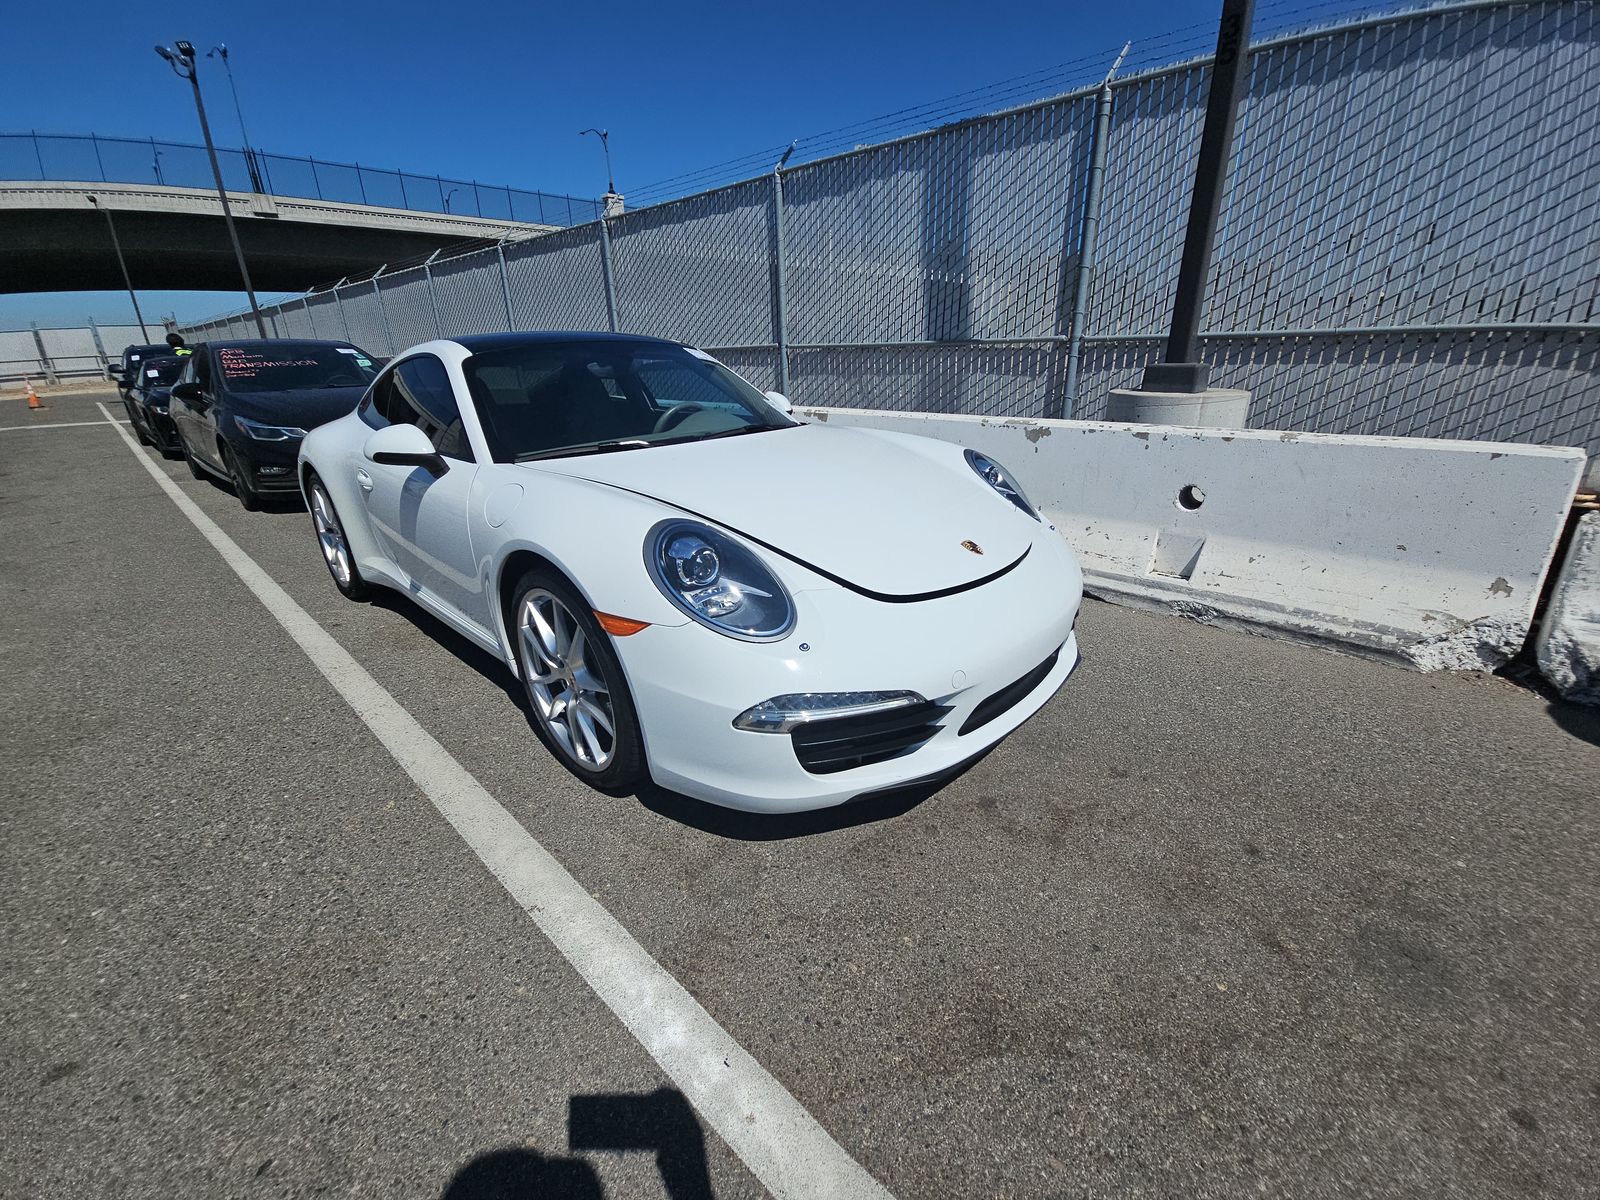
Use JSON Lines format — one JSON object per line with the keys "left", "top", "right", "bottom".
{"left": 0, "top": 180, "right": 567, "bottom": 293}
{"left": 0, "top": 132, "right": 602, "bottom": 293}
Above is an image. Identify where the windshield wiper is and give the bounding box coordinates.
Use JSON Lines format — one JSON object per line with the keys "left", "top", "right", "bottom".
{"left": 515, "top": 439, "right": 652, "bottom": 463}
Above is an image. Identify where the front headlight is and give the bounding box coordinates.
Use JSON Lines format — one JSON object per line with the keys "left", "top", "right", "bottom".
{"left": 645, "top": 519, "right": 795, "bottom": 641}
{"left": 234, "top": 414, "right": 308, "bottom": 441}
{"left": 965, "top": 448, "right": 1040, "bottom": 520}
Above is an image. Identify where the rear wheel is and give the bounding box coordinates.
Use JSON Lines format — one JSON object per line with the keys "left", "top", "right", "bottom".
{"left": 513, "top": 570, "right": 646, "bottom": 792}
{"left": 307, "top": 475, "right": 369, "bottom": 600}
{"left": 223, "top": 443, "right": 262, "bottom": 511}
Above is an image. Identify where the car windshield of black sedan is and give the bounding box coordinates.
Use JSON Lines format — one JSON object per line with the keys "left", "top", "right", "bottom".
{"left": 216, "top": 344, "right": 378, "bottom": 394}
{"left": 462, "top": 342, "right": 795, "bottom": 462}
{"left": 140, "top": 357, "right": 185, "bottom": 385}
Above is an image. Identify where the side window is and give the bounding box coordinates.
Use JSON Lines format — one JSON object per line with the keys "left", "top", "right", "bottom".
{"left": 359, "top": 370, "right": 402, "bottom": 429}
{"left": 395, "top": 356, "right": 473, "bottom": 461}
{"left": 193, "top": 352, "right": 212, "bottom": 387}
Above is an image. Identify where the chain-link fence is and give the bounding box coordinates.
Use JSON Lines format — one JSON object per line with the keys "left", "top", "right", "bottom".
{"left": 1, "top": 322, "right": 149, "bottom": 383}
{"left": 185, "top": 0, "right": 1599, "bottom": 470}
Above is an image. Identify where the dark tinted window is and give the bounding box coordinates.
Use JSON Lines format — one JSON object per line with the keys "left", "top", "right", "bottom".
{"left": 394, "top": 356, "right": 472, "bottom": 460}
{"left": 123, "top": 344, "right": 168, "bottom": 369}
{"left": 214, "top": 343, "right": 378, "bottom": 394}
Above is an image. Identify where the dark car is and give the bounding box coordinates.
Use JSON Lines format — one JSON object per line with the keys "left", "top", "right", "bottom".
{"left": 168, "top": 339, "right": 380, "bottom": 510}
{"left": 123, "top": 355, "right": 187, "bottom": 455}
{"left": 110, "top": 344, "right": 172, "bottom": 401}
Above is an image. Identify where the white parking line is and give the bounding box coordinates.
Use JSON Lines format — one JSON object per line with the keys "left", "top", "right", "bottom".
{"left": 0, "top": 419, "right": 129, "bottom": 431}
{"left": 94, "top": 403, "right": 891, "bottom": 1200}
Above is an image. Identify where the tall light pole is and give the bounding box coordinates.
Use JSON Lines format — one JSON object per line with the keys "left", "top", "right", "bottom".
{"left": 155, "top": 40, "right": 268, "bottom": 338}
{"left": 579, "top": 128, "right": 616, "bottom": 196}
{"left": 206, "top": 44, "right": 266, "bottom": 193}
{"left": 87, "top": 195, "right": 150, "bottom": 342}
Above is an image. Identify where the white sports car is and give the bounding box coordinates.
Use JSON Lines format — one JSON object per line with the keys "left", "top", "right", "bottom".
{"left": 298, "top": 333, "right": 1083, "bottom": 813}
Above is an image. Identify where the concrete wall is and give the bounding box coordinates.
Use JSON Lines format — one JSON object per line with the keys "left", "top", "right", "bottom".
{"left": 803, "top": 407, "right": 1588, "bottom": 671}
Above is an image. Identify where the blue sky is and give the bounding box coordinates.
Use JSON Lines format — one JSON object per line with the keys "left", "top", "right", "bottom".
{"left": 5, "top": 0, "right": 1380, "bottom": 329}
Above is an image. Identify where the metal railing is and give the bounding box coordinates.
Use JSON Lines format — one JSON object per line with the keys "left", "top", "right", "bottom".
{"left": 183, "top": 1, "right": 1600, "bottom": 471}
{"left": 1, "top": 131, "right": 602, "bottom": 226}
{"left": 1, "top": 322, "right": 150, "bottom": 384}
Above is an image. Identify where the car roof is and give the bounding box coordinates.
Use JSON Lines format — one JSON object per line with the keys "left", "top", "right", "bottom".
{"left": 123, "top": 344, "right": 171, "bottom": 355}
{"left": 451, "top": 331, "right": 685, "bottom": 353}
{"left": 196, "top": 338, "right": 358, "bottom": 350}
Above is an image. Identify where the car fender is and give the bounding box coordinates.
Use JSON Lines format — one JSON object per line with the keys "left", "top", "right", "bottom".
{"left": 299, "top": 415, "right": 394, "bottom": 581}
{"left": 485, "top": 469, "right": 698, "bottom": 673}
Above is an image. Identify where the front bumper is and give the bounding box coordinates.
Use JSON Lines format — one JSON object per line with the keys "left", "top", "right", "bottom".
{"left": 615, "top": 532, "right": 1083, "bottom": 813}
{"left": 234, "top": 435, "right": 306, "bottom": 493}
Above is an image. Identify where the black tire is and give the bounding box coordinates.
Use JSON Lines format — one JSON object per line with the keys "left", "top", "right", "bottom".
{"left": 223, "top": 443, "right": 262, "bottom": 511}
{"left": 180, "top": 435, "right": 206, "bottom": 480}
{"left": 306, "top": 473, "right": 370, "bottom": 601}
{"left": 511, "top": 569, "right": 647, "bottom": 793}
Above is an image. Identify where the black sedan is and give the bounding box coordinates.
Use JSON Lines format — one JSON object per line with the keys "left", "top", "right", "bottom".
{"left": 110, "top": 344, "right": 173, "bottom": 402}
{"left": 123, "top": 355, "right": 186, "bottom": 456}
{"left": 168, "top": 339, "right": 380, "bottom": 510}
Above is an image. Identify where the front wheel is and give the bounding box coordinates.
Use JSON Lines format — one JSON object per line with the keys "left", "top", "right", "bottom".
{"left": 307, "top": 475, "right": 369, "bottom": 600}
{"left": 513, "top": 570, "right": 646, "bottom": 792}
{"left": 180, "top": 434, "right": 206, "bottom": 480}
{"left": 223, "top": 443, "right": 262, "bottom": 511}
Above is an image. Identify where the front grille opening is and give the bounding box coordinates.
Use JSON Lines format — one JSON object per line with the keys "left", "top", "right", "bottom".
{"left": 790, "top": 700, "right": 949, "bottom": 775}
{"left": 958, "top": 648, "right": 1061, "bottom": 736}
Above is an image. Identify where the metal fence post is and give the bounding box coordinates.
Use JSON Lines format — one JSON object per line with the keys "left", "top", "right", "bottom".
{"left": 87, "top": 318, "right": 109, "bottom": 371}
{"left": 424, "top": 250, "right": 443, "bottom": 338}
{"left": 303, "top": 294, "right": 315, "bottom": 337}
{"left": 597, "top": 216, "right": 620, "bottom": 333}
{"left": 372, "top": 267, "right": 392, "bottom": 355}
{"left": 1063, "top": 46, "right": 1127, "bottom": 417}
{"left": 771, "top": 167, "right": 792, "bottom": 395}
{"left": 30, "top": 322, "right": 58, "bottom": 385}
{"left": 496, "top": 240, "right": 516, "bottom": 331}
{"left": 331, "top": 279, "right": 351, "bottom": 340}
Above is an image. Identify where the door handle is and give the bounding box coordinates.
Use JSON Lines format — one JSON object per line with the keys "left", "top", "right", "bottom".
{"left": 356, "top": 469, "right": 373, "bottom": 493}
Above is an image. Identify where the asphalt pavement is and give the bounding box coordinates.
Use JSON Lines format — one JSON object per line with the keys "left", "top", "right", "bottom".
{"left": 3, "top": 389, "right": 1597, "bottom": 1198}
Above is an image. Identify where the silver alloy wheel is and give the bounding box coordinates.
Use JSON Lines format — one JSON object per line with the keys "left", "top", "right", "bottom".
{"left": 518, "top": 589, "right": 616, "bottom": 771}
{"left": 310, "top": 483, "right": 354, "bottom": 587}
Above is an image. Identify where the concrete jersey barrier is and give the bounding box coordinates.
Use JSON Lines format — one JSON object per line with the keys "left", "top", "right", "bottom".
{"left": 802, "top": 407, "right": 1587, "bottom": 672}
{"left": 1535, "top": 511, "right": 1600, "bottom": 704}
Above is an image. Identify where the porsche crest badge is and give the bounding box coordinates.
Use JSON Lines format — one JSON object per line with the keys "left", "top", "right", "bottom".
{"left": 961, "top": 540, "right": 984, "bottom": 555}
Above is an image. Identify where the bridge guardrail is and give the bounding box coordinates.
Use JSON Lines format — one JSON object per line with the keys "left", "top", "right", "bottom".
{"left": 2, "top": 132, "right": 601, "bottom": 226}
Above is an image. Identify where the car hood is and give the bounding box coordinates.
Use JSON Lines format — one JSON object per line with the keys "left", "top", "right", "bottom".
{"left": 229, "top": 386, "right": 367, "bottom": 430}
{"left": 527, "top": 423, "right": 1036, "bottom": 597}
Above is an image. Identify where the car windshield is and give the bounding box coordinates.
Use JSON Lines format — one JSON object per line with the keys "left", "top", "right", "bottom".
{"left": 216, "top": 344, "right": 379, "bottom": 394}
{"left": 139, "top": 357, "right": 185, "bottom": 386}
{"left": 124, "top": 345, "right": 169, "bottom": 367}
{"left": 463, "top": 342, "right": 795, "bottom": 462}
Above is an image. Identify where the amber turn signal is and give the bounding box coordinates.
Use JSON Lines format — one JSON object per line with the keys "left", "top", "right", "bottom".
{"left": 594, "top": 611, "right": 650, "bottom": 637}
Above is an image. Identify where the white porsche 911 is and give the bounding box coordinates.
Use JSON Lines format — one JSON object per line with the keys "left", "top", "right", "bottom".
{"left": 298, "top": 333, "right": 1083, "bottom": 813}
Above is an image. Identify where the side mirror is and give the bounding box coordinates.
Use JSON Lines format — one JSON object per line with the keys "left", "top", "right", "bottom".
{"left": 763, "top": 390, "right": 793, "bottom": 414}
{"left": 169, "top": 380, "right": 202, "bottom": 401}
{"left": 364, "top": 422, "right": 448, "bottom": 474}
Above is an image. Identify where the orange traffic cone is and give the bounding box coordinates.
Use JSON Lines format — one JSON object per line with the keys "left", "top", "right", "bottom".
{"left": 25, "top": 380, "right": 45, "bottom": 410}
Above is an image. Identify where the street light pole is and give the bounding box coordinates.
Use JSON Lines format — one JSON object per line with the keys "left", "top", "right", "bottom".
{"left": 87, "top": 195, "right": 150, "bottom": 342}
{"left": 579, "top": 127, "right": 616, "bottom": 195}
{"left": 207, "top": 45, "right": 266, "bottom": 193}
{"left": 157, "top": 40, "right": 268, "bottom": 338}
{"left": 1138, "top": 0, "right": 1256, "bottom": 395}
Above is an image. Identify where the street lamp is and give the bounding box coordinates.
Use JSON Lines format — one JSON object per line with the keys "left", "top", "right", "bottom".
{"left": 443, "top": 186, "right": 462, "bottom": 213}
{"left": 579, "top": 128, "right": 616, "bottom": 196}
{"left": 86, "top": 195, "right": 150, "bottom": 342}
{"left": 207, "top": 44, "right": 266, "bottom": 193}
{"left": 155, "top": 40, "right": 267, "bottom": 338}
